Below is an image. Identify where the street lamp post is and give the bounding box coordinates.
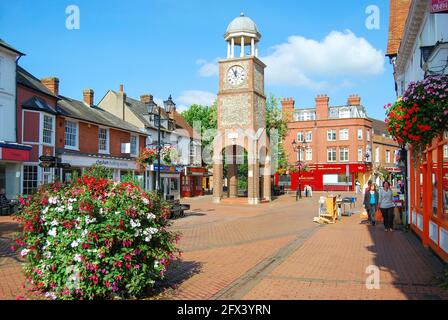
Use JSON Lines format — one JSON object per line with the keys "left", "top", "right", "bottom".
{"left": 292, "top": 137, "right": 308, "bottom": 201}
{"left": 144, "top": 95, "right": 176, "bottom": 198}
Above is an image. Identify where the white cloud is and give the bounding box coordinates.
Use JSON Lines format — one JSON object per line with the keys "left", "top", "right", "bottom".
{"left": 262, "top": 30, "right": 385, "bottom": 89}
{"left": 176, "top": 90, "right": 216, "bottom": 111}
{"left": 196, "top": 58, "right": 220, "bottom": 77}
{"left": 196, "top": 30, "right": 385, "bottom": 90}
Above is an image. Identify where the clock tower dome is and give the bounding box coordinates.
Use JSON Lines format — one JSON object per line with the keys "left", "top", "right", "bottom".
{"left": 213, "top": 13, "right": 271, "bottom": 205}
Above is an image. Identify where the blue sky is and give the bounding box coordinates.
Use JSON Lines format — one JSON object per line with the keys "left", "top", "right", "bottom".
{"left": 0, "top": 0, "right": 395, "bottom": 120}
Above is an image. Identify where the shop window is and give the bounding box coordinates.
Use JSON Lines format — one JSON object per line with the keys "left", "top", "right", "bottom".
{"left": 98, "top": 128, "right": 109, "bottom": 153}
{"left": 43, "top": 115, "right": 53, "bottom": 144}
{"left": 23, "top": 165, "right": 38, "bottom": 195}
{"left": 64, "top": 120, "right": 78, "bottom": 149}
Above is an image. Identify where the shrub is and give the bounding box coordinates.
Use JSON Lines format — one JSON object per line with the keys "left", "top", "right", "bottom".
{"left": 84, "top": 164, "right": 113, "bottom": 180}
{"left": 12, "top": 175, "right": 180, "bottom": 300}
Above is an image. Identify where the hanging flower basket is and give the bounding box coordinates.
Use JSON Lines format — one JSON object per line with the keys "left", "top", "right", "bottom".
{"left": 137, "top": 147, "right": 157, "bottom": 170}
{"left": 161, "top": 146, "right": 179, "bottom": 166}
{"left": 386, "top": 75, "right": 448, "bottom": 154}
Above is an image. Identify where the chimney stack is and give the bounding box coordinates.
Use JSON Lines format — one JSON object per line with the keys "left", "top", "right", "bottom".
{"left": 281, "top": 97, "right": 295, "bottom": 122}
{"left": 348, "top": 94, "right": 361, "bottom": 106}
{"left": 41, "top": 77, "right": 60, "bottom": 96}
{"left": 315, "top": 94, "right": 329, "bottom": 120}
{"left": 119, "top": 84, "right": 124, "bottom": 93}
{"left": 140, "top": 94, "right": 153, "bottom": 104}
{"left": 83, "top": 89, "right": 94, "bottom": 107}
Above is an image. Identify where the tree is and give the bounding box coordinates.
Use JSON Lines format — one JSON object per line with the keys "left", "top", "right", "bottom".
{"left": 266, "top": 94, "right": 288, "bottom": 170}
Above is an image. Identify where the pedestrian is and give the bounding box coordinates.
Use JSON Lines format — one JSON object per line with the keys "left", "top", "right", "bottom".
{"left": 355, "top": 179, "right": 361, "bottom": 194}
{"left": 364, "top": 180, "right": 372, "bottom": 194}
{"left": 363, "top": 183, "right": 379, "bottom": 226}
{"left": 379, "top": 181, "right": 395, "bottom": 232}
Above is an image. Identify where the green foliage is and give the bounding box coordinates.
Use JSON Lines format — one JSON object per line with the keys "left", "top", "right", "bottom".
{"left": 84, "top": 164, "right": 113, "bottom": 180}
{"left": 121, "top": 172, "right": 139, "bottom": 186}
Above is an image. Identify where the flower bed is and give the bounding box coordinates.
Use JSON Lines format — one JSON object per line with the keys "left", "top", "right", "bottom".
{"left": 12, "top": 175, "right": 180, "bottom": 300}
{"left": 386, "top": 75, "right": 447, "bottom": 153}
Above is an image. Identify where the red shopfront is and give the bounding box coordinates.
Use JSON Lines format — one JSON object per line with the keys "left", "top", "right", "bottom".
{"left": 274, "top": 163, "right": 370, "bottom": 192}
{"left": 181, "top": 167, "right": 206, "bottom": 198}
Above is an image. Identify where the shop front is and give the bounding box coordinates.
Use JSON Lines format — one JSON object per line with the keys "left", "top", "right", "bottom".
{"left": 57, "top": 153, "right": 144, "bottom": 189}
{"left": 409, "top": 135, "right": 448, "bottom": 262}
{"left": 150, "top": 164, "right": 182, "bottom": 200}
{"left": 274, "top": 163, "right": 369, "bottom": 192}
{"left": 0, "top": 142, "right": 31, "bottom": 199}
{"left": 181, "top": 166, "right": 206, "bottom": 198}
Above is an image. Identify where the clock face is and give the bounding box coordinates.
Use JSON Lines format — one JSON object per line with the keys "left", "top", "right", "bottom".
{"left": 227, "top": 65, "right": 246, "bottom": 86}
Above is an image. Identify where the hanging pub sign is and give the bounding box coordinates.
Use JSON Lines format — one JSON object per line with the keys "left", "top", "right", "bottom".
{"left": 430, "top": 0, "right": 448, "bottom": 13}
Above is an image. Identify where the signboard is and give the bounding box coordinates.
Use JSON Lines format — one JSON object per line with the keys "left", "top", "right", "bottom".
{"left": 61, "top": 154, "right": 137, "bottom": 170}
{"left": 152, "top": 165, "right": 183, "bottom": 173}
{"left": 431, "top": 0, "right": 448, "bottom": 13}
{"left": 39, "top": 155, "right": 56, "bottom": 162}
{"left": 184, "top": 167, "right": 206, "bottom": 176}
{"left": 1, "top": 147, "right": 30, "bottom": 161}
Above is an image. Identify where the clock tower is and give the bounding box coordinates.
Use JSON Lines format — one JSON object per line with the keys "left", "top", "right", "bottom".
{"left": 213, "top": 13, "right": 271, "bottom": 205}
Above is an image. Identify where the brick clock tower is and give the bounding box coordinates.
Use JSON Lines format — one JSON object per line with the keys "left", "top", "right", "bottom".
{"left": 213, "top": 13, "right": 271, "bottom": 205}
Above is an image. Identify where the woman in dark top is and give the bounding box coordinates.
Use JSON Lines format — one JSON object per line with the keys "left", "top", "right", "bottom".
{"left": 363, "top": 183, "right": 379, "bottom": 226}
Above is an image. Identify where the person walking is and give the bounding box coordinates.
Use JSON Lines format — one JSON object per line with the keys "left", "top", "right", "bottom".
{"left": 379, "top": 181, "right": 395, "bottom": 232}
{"left": 363, "top": 183, "right": 379, "bottom": 226}
{"left": 355, "top": 179, "right": 361, "bottom": 194}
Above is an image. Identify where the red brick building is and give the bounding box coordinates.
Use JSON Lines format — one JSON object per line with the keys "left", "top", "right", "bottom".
{"left": 16, "top": 68, "right": 147, "bottom": 194}
{"left": 280, "top": 94, "right": 374, "bottom": 192}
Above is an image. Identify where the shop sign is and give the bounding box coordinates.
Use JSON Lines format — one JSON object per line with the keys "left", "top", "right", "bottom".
{"left": 61, "top": 154, "right": 137, "bottom": 170}
{"left": 153, "top": 165, "right": 183, "bottom": 173}
{"left": 185, "top": 167, "right": 206, "bottom": 176}
{"left": 430, "top": 0, "right": 448, "bottom": 13}
{"left": 1, "top": 147, "right": 30, "bottom": 161}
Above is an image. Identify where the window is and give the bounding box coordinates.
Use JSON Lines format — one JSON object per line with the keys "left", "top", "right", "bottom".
{"left": 42, "top": 167, "right": 53, "bottom": 185}
{"left": 327, "top": 148, "right": 337, "bottom": 162}
{"left": 306, "top": 131, "right": 312, "bottom": 142}
{"left": 43, "top": 115, "right": 53, "bottom": 144}
{"left": 327, "top": 130, "right": 336, "bottom": 141}
{"left": 297, "top": 149, "right": 305, "bottom": 162}
{"left": 340, "top": 147, "right": 349, "bottom": 162}
{"left": 297, "top": 132, "right": 304, "bottom": 142}
{"left": 339, "top": 108, "right": 350, "bottom": 118}
{"left": 386, "top": 150, "right": 391, "bottom": 163}
{"left": 367, "top": 130, "right": 371, "bottom": 141}
{"left": 358, "top": 148, "right": 363, "bottom": 162}
{"left": 339, "top": 129, "right": 349, "bottom": 141}
{"left": 357, "top": 129, "right": 363, "bottom": 140}
{"left": 306, "top": 148, "right": 312, "bottom": 161}
{"left": 130, "top": 135, "right": 138, "bottom": 156}
{"left": 64, "top": 120, "right": 78, "bottom": 149}
{"left": 23, "top": 165, "right": 38, "bottom": 195}
{"left": 444, "top": 145, "right": 448, "bottom": 159}
{"left": 375, "top": 147, "right": 380, "bottom": 163}
{"left": 98, "top": 128, "right": 109, "bottom": 153}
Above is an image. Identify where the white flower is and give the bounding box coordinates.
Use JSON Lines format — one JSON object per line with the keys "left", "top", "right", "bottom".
{"left": 48, "top": 228, "right": 57, "bottom": 237}
{"left": 74, "top": 254, "right": 82, "bottom": 262}
{"left": 44, "top": 251, "right": 52, "bottom": 259}
{"left": 48, "top": 196, "right": 58, "bottom": 205}
{"left": 68, "top": 205, "right": 73, "bottom": 211}
{"left": 85, "top": 216, "right": 96, "bottom": 225}
{"left": 134, "top": 229, "right": 141, "bottom": 237}
{"left": 145, "top": 235, "right": 152, "bottom": 242}
{"left": 20, "top": 249, "right": 30, "bottom": 257}
{"left": 70, "top": 240, "right": 79, "bottom": 248}
{"left": 130, "top": 219, "right": 141, "bottom": 229}
{"left": 68, "top": 198, "right": 77, "bottom": 203}
{"left": 42, "top": 206, "right": 49, "bottom": 215}
{"left": 142, "top": 198, "right": 149, "bottom": 205}
{"left": 81, "top": 229, "right": 88, "bottom": 238}
{"left": 50, "top": 219, "right": 59, "bottom": 226}
{"left": 55, "top": 206, "right": 65, "bottom": 213}
{"left": 44, "top": 292, "right": 57, "bottom": 300}
{"left": 146, "top": 213, "right": 156, "bottom": 220}
{"left": 154, "top": 260, "right": 159, "bottom": 268}
{"left": 115, "top": 211, "right": 120, "bottom": 215}
{"left": 99, "top": 208, "right": 104, "bottom": 215}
